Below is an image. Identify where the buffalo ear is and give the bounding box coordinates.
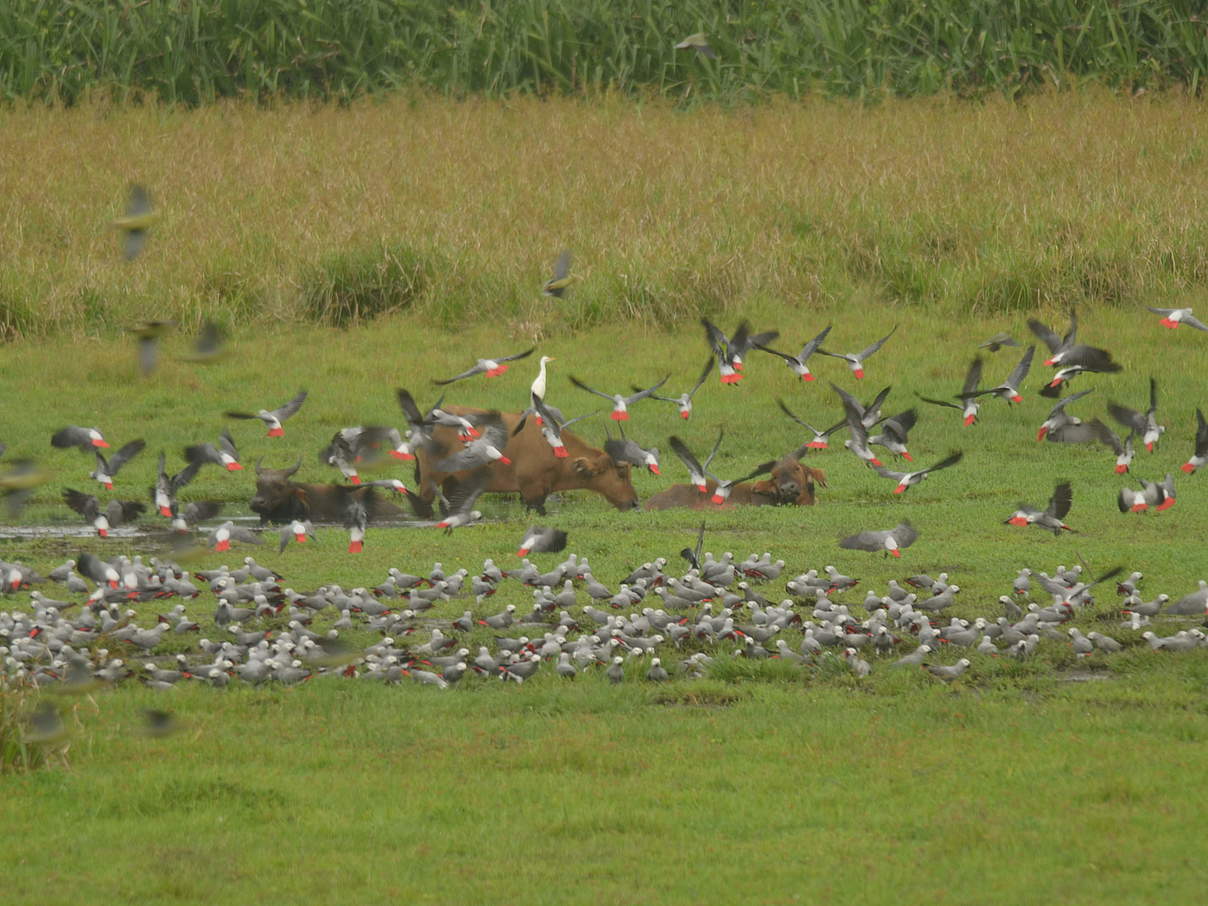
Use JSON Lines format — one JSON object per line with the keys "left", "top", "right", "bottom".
{"left": 572, "top": 457, "right": 594, "bottom": 478}
{"left": 292, "top": 487, "right": 312, "bottom": 517}
{"left": 809, "top": 467, "right": 828, "bottom": 489}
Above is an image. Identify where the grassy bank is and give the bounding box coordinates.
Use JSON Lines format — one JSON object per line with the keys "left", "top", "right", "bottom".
{"left": 2, "top": 92, "right": 1208, "bottom": 339}
{"left": 2, "top": 0, "right": 1206, "bottom": 105}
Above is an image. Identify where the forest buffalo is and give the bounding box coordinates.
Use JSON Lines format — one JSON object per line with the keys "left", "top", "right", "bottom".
{"left": 250, "top": 460, "right": 406, "bottom": 524}
{"left": 645, "top": 446, "right": 827, "bottom": 510}
{"left": 415, "top": 407, "right": 639, "bottom": 515}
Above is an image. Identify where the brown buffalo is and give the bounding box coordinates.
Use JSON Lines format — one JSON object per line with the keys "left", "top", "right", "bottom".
{"left": 416, "top": 407, "right": 639, "bottom": 515}
{"left": 250, "top": 460, "right": 406, "bottom": 524}
{"left": 645, "top": 446, "right": 827, "bottom": 510}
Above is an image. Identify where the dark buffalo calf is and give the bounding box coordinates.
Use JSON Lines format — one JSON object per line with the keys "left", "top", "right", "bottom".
{"left": 250, "top": 460, "right": 406, "bottom": 524}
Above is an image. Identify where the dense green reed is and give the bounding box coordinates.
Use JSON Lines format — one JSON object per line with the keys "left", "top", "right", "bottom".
{"left": 1, "top": 0, "right": 1206, "bottom": 105}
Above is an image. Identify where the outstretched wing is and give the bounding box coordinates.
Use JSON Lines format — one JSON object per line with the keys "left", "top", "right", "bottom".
{"left": 858, "top": 325, "right": 897, "bottom": 360}
{"left": 271, "top": 389, "right": 308, "bottom": 421}
{"left": 569, "top": 376, "right": 617, "bottom": 402}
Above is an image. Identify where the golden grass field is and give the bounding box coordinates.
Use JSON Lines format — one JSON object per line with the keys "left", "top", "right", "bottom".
{"left": 2, "top": 90, "right": 1207, "bottom": 339}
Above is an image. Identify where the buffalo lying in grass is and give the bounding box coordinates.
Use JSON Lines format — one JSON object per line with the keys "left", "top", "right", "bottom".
{"left": 249, "top": 459, "right": 406, "bottom": 524}
{"left": 645, "top": 445, "right": 827, "bottom": 510}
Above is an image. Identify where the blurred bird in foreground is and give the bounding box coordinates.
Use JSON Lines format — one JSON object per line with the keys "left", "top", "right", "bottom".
{"left": 127, "top": 320, "right": 176, "bottom": 376}
{"left": 542, "top": 250, "right": 575, "bottom": 298}
{"left": 675, "top": 33, "right": 717, "bottom": 58}
{"left": 113, "top": 183, "right": 157, "bottom": 260}
{"left": 179, "top": 321, "right": 227, "bottom": 364}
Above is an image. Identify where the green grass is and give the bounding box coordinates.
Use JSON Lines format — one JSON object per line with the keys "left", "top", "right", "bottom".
{"left": 5, "top": 273, "right": 1208, "bottom": 906}
{"left": 1, "top": 0, "right": 1206, "bottom": 105}
{"left": 4, "top": 680, "right": 1208, "bottom": 903}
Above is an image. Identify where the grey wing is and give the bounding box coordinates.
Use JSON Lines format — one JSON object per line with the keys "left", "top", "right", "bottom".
{"left": 51, "top": 426, "right": 90, "bottom": 449}
{"left": 1049, "top": 421, "right": 1108, "bottom": 444}
{"left": 1147, "top": 307, "right": 1175, "bottom": 316}
{"left": 1027, "top": 318, "right": 1062, "bottom": 353}
{"left": 569, "top": 376, "right": 615, "bottom": 401}
{"left": 184, "top": 443, "right": 218, "bottom": 466}
{"left": 137, "top": 336, "right": 158, "bottom": 376}
{"left": 813, "top": 347, "right": 849, "bottom": 361}
{"left": 830, "top": 382, "right": 865, "bottom": 420}
{"left": 799, "top": 324, "right": 832, "bottom": 359}
{"left": 917, "top": 395, "right": 961, "bottom": 411}
{"left": 126, "top": 184, "right": 152, "bottom": 217}
{"left": 531, "top": 394, "right": 565, "bottom": 431}
{"left": 184, "top": 501, "right": 222, "bottom": 523}
{"left": 445, "top": 467, "right": 490, "bottom": 516}
{"left": 108, "top": 439, "right": 147, "bottom": 473}
{"left": 961, "top": 357, "right": 984, "bottom": 394}
{"left": 924, "top": 451, "right": 963, "bottom": 474}
{"left": 437, "top": 446, "right": 483, "bottom": 472}
{"left": 1048, "top": 388, "right": 1094, "bottom": 416}
{"left": 62, "top": 488, "right": 99, "bottom": 519}
{"left": 776, "top": 397, "right": 813, "bottom": 428}
{"left": 1006, "top": 345, "right": 1034, "bottom": 386}
{"left": 668, "top": 436, "right": 703, "bottom": 476}
{"left": 122, "top": 229, "right": 148, "bottom": 261}
{"left": 228, "top": 525, "right": 263, "bottom": 544}
{"left": 1107, "top": 403, "right": 1146, "bottom": 434}
{"left": 604, "top": 439, "right": 641, "bottom": 466}
{"left": 624, "top": 375, "right": 670, "bottom": 404}
{"left": 839, "top": 530, "right": 887, "bottom": 551}
{"left": 1184, "top": 314, "right": 1208, "bottom": 331}
{"left": 551, "top": 250, "right": 572, "bottom": 282}
{"left": 687, "top": 357, "right": 714, "bottom": 395}
{"left": 344, "top": 500, "right": 368, "bottom": 531}
{"left": 753, "top": 344, "right": 796, "bottom": 364}
{"left": 733, "top": 460, "right": 775, "bottom": 485}
{"left": 192, "top": 321, "right": 225, "bottom": 358}
{"left": 858, "top": 325, "right": 897, "bottom": 360}
{"left": 1195, "top": 408, "right": 1208, "bottom": 454}
{"left": 1048, "top": 482, "right": 1073, "bottom": 520}
{"left": 700, "top": 318, "right": 729, "bottom": 358}
{"left": 497, "top": 347, "right": 536, "bottom": 364}
{"left": 172, "top": 459, "right": 202, "bottom": 490}
{"left": 560, "top": 410, "right": 599, "bottom": 428}
{"left": 872, "top": 466, "right": 907, "bottom": 482}
{"left": 395, "top": 388, "right": 427, "bottom": 426}
{"left": 702, "top": 429, "right": 725, "bottom": 471}
{"left": 219, "top": 430, "right": 239, "bottom": 458}
{"left": 477, "top": 417, "right": 510, "bottom": 451}
{"left": 432, "top": 365, "right": 485, "bottom": 386}
{"left": 109, "top": 500, "right": 146, "bottom": 524}
{"left": 893, "top": 522, "right": 919, "bottom": 548}
{"left": 271, "top": 389, "right": 308, "bottom": 421}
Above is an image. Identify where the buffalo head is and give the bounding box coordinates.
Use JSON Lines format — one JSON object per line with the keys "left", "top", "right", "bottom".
{"left": 572, "top": 453, "right": 639, "bottom": 510}
{"left": 250, "top": 458, "right": 307, "bottom": 521}
{"left": 769, "top": 447, "right": 828, "bottom": 504}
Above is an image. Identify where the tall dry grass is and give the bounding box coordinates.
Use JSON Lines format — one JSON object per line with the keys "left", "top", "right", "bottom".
{"left": 1, "top": 91, "right": 1207, "bottom": 339}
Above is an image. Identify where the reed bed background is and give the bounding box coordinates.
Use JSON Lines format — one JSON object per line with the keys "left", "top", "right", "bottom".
{"left": 2, "top": 0, "right": 1206, "bottom": 106}
{"left": 2, "top": 90, "right": 1208, "bottom": 341}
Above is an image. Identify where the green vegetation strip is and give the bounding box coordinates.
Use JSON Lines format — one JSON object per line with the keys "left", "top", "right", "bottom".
{"left": 1, "top": 0, "right": 1206, "bottom": 105}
